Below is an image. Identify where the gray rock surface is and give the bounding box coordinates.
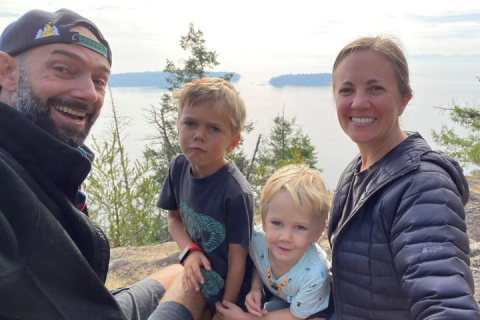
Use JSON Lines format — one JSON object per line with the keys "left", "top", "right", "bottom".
{"left": 466, "top": 179, "right": 480, "bottom": 242}
{"left": 472, "top": 268, "right": 480, "bottom": 305}
{"left": 466, "top": 179, "right": 480, "bottom": 304}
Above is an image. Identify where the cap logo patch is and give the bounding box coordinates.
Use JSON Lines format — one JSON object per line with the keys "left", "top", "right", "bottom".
{"left": 35, "top": 22, "right": 60, "bottom": 39}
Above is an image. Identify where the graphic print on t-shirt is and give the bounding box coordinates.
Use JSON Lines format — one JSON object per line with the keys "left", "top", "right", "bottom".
{"left": 180, "top": 202, "right": 226, "bottom": 252}
{"left": 180, "top": 201, "right": 226, "bottom": 298}
{"left": 199, "top": 268, "right": 225, "bottom": 298}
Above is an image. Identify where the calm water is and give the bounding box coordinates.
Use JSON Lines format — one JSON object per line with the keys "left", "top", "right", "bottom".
{"left": 88, "top": 61, "right": 480, "bottom": 190}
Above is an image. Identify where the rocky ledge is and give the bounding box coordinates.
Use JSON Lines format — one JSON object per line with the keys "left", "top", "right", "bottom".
{"left": 466, "top": 178, "right": 480, "bottom": 304}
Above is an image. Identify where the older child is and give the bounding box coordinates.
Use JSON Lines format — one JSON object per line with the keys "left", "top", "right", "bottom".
{"left": 151, "top": 78, "right": 254, "bottom": 320}
{"left": 216, "top": 164, "right": 332, "bottom": 320}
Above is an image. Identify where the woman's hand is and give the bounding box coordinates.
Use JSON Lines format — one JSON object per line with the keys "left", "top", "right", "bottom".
{"left": 245, "top": 289, "right": 265, "bottom": 317}
{"left": 182, "top": 250, "right": 211, "bottom": 292}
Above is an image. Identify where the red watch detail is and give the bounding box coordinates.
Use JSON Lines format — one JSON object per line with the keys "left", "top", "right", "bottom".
{"left": 179, "top": 243, "right": 203, "bottom": 266}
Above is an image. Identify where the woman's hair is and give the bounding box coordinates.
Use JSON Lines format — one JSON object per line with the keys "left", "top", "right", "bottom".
{"left": 260, "top": 164, "right": 330, "bottom": 223}
{"left": 173, "top": 77, "right": 246, "bottom": 135}
{"left": 332, "top": 35, "right": 413, "bottom": 100}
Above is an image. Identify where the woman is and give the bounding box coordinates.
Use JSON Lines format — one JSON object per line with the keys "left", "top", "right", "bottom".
{"left": 328, "top": 36, "right": 480, "bottom": 319}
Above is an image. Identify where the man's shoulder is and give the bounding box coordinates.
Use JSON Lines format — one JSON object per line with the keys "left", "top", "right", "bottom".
{"left": 0, "top": 147, "right": 25, "bottom": 178}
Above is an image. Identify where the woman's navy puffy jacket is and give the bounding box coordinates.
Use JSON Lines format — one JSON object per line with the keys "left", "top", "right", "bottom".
{"left": 328, "top": 132, "right": 480, "bottom": 320}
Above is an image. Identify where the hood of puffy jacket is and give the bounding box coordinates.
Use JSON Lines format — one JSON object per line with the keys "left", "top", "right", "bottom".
{"left": 421, "top": 149, "right": 469, "bottom": 206}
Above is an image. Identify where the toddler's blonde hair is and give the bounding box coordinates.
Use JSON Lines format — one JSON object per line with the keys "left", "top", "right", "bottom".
{"left": 260, "top": 164, "right": 330, "bottom": 223}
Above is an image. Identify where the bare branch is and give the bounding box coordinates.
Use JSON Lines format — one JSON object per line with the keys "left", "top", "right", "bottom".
{"left": 246, "top": 134, "right": 262, "bottom": 181}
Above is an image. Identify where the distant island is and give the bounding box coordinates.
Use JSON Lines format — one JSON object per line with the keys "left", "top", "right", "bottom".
{"left": 108, "top": 71, "right": 240, "bottom": 88}
{"left": 269, "top": 73, "right": 332, "bottom": 87}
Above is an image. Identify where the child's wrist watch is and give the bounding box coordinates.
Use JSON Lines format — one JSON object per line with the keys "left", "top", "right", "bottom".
{"left": 179, "top": 243, "right": 203, "bottom": 266}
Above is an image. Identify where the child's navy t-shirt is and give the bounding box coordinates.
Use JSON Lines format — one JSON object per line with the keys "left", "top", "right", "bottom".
{"left": 157, "top": 155, "right": 254, "bottom": 310}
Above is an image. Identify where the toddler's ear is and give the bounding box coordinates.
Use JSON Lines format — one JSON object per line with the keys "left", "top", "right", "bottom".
{"left": 226, "top": 133, "right": 241, "bottom": 153}
{"left": 313, "top": 221, "right": 326, "bottom": 243}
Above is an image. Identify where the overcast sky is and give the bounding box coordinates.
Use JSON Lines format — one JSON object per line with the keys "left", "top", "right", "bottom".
{"left": 1, "top": 0, "right": 479, "bottom": 74}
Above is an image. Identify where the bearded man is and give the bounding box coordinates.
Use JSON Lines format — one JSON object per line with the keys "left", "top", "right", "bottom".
{"left": 0, "top": 9, "right": 180, "bottom": 320}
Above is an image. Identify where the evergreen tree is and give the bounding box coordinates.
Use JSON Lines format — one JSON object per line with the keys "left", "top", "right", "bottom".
{"left": 163, "top": 22, "right": 232, "bottom": 88}
{"left": 84, "top": 89, "right": 170, "bottom": 247}
{"left": 258, "top": 107, "right": 317, "bottom": 171}
{"left": 249, "top": 107, "right": 318, "bottom": 208}
{"left": 432, "top": 77, "right": 480, "bottom": 172}
{"left": 145, "top": 23, "right": 249, "bottom": 184}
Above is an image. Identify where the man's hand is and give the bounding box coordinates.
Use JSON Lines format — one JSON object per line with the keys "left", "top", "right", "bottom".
{"left": 182, "top": 250, "right": 211, "bottom": 292}
{"left": 245, "top": 289, "right": 265, "bottom": 317}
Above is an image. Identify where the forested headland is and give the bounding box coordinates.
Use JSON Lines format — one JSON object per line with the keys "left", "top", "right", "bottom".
{"left": 108, "top": 71, "right": 240, "bottom": 88}
{"left": 269, "top": 73, "right": 332, "bottom": 87}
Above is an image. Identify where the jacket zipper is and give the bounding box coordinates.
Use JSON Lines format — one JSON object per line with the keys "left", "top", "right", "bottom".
{"left": 331, "top": 165, "right": 418, "bottom": 318}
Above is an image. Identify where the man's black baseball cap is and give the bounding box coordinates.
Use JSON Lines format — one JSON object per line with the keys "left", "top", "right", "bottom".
{"left": 0, "top": 8, "right": 112, "bottom": 66}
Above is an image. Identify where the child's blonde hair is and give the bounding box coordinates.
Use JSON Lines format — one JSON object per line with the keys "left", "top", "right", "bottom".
{"left": 260, "top": 164, "right": 330, "bottom": 223}
{"left": 173, "top": 78, "right": 246, "bottom": 135}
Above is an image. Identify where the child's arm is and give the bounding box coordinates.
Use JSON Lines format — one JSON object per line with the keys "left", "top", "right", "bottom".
{"left": 245, "top": 265, "right": 264, "bottom": 317}
{"left": 168, "top": 209, "right": 211, "bottom": 291}
{"left": 222, "top": 243, "right": 248, "bottom": 303}
{"left": 168, "top": 209, "right": 192, "bottom": 249}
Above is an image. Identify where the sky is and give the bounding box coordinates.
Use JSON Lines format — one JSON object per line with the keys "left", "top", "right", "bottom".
{"left": 1, "top": 1, "right": 479, "bottom": 75}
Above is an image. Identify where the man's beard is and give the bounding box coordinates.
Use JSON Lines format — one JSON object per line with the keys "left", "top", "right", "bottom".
{"left": 13, "top": 65, "right": 99, "bottom": 148}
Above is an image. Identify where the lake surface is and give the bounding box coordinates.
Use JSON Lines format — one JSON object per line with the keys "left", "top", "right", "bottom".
{"left": 87, "top": 61, "right": 480, "bottom": 190}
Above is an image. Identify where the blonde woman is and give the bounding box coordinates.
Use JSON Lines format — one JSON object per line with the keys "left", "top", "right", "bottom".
{"left": 329, "top": 36, "right": 479, "bottom": 319}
